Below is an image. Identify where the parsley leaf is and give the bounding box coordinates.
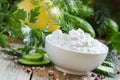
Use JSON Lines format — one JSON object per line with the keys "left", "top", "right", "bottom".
{"left": 29, "top": 6, "right": 40, "bottom": 23}
{"left": 0, "top": 0, "right": 27, "bottom": 47}
{"left": 7, "top": 3, "right": 27, "bottom": 38}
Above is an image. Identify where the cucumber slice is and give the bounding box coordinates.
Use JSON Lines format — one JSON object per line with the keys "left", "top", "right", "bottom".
{"left": 22, "top": 53, "right": 43, "bottom": 61}
{"left": 94, "top": 65, "right": 115, "bottom": 77}
{"left": 18, "top": 56, "right": 51, "bottom": 66}
{"left": 101, "top": 61, "right": 114, "bottom": 68}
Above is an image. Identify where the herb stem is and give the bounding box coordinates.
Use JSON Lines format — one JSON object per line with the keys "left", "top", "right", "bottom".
{"left": 1, "top": 27, "right": 8, "bottom": 34}
{"left": 0, "top": 3, "right": 1, "bottom": 9}
{"left": 34, "top": 38, "right": 37, "bottom": 51}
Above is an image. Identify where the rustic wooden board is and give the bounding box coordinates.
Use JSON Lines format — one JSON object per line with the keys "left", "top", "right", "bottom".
{"left": 0, "top": 44, "right": 120, "bottom": 80}
{"left": 0, "top": 54, "right": 31, "bottom": 80}
{"left": 31, "top": 66, "right": 98, "bottom": 80}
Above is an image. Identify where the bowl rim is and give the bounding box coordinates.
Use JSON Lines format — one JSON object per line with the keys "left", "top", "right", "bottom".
{"left": 45, "top": 35, "right": 108, "bottom": 55}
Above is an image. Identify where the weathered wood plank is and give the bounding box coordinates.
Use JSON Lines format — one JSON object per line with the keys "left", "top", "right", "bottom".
{"left": 31, "top": 64, "right": 120, "bottom": 80}
{"left": 31, "top": 66, "right": 87, "bottom": 80}
{"left": 17, "top": 69, "right": 31, "bottom": 80}
{"left": 0, "top": 54, "right": 31, "bottom": 80}
{"left": 1, "top": 44, "right": 120, "bottom": 80}
{"left": 0, "top": 59, "right": 11, "bottom": 78}
{"left": 31, "top": 67, "right": 51, "bottom": 80}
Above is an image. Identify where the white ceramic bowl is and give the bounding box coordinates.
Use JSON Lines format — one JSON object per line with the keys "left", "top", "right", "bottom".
{"left": 45, "top": 35, "right": 108, "bottom": 75}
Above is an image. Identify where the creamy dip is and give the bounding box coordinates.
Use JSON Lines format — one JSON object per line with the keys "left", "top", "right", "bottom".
{"left": 47, "top": 28, "right": 108, "bottom": 53}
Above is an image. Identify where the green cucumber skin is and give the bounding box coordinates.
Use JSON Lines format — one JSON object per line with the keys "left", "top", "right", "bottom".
{"left": 94, "top": 66, "right": 115, "bottom": 77}
{"left": 105, "top": 18, "right": 119, "bottom": 32}
{"left": 101, "top": 61, "right": 114, "bottom": 68}
{"left": 18, "top": 56, "right": 51, "bottom": 66}
{"left": 22, "top": 53, "right": 43, "bottom": 61}
{"left": 64, "top": 12, "right": 95, "bottom": 37}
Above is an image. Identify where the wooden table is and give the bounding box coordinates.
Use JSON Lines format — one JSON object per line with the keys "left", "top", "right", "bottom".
{"left": 0, "top": 44, "right": 120, "bottom": 80}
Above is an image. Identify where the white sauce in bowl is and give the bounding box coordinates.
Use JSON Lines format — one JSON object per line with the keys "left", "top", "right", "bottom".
{"left": 47, "top": 28, "right": 108, "bottom": 54}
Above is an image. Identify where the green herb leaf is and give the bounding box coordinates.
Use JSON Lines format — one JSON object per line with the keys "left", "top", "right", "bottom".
{"left": 29, "top": 6, "right": 40, "bottom": 23}
{"left": 112, "top": 43, "right": 120, "bottom": 54}
{"left": 108, "top": 32, "right": 120, "bottom": 53}
{"left": 0, "top": 33, "right": 8, "bottom": 48}
{"left": 0, "top": 0, "right": 7, "bottom": 3}
{"left": 31, "top": 28, "right": 42, "bottom": 45}
{"left": 7, "top": 2, "right": 26, "bottom": 38}
{"left": 11, "top": 9, "right": 27, "bottom": 20}
{"left": 9, "top": 27, "right": 24, "bottom": 38}
{"left": 108, "top": 32, "right": 120, "bottom": 43}
{"left": 0, "top": 1, "right": 27, "bottom": 38}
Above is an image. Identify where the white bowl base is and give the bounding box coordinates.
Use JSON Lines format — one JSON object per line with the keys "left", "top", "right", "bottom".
{"left": 55, "top": 66, "right": 89, "bottom": 75}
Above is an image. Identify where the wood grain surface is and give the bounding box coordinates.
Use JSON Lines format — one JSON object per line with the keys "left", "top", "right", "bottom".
{"left": 0, "top": 44, "right": 120, "bottom": 80}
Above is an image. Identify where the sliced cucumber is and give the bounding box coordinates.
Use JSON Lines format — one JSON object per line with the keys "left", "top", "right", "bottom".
{"left": 94, "top": 65, "right": 115, "bottom": 77}
{"left": 101, "top": 61, "right": 114, "bottom": 68}
{"left": 18, "top": 56, "right": 51, "bottom": 66}
{"left": 22, "top": 53, "right": 43, "bottom": 61}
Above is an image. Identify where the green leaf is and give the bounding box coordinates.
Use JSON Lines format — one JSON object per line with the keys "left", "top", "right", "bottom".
{"left": 11, "top": 9, "right": 27, "bottom": 20}
{"left": 0, "top": 0, "right": 7, "bottom": 3}
{"left": 112, "top": 43, "right": 120, "bottom": 54}
{"left": 7, "top": 18, "right": 21, "bottom": 28}
{"left": 108, "top": 32, "right": 120, "bottom": 43}
{"left": 108, "top": 32, "right": 120, "bottom": 53}
{"left": 6, "top": 5, "right": 27, "bottom": 38}
{"left": 0, "top": 33, "right": 8, "bottom": 47}
{"left": 0, "top": 1, "right": 27, "bottom": 46}
{"left": 9, "top": 1, "right": 18, "bottom": 13}
{"left": 60, "top": 21, "right": 74, "bottom": 33}
{"left": 78, "top": 6, "right": 94, "bottom": 17}
{"left": 9, "top": 27, "right": 23, "bottom": 38}
{"left": 6, "top": 2, "right": 27, "bottom": 28}
{"left": 0, "top": 13, "right": 4, "bottom": 24}
{"left": 0, "top": 3, "right": 10, "bottom": 12}
{"left": 29, "top": 6, "right": 40, "bottom": 23}
{"left": 8, "top": 0, "right": 22, "bottom": 5}
{"left": 31, "top": 28, "right": 42, "bottom": 41}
